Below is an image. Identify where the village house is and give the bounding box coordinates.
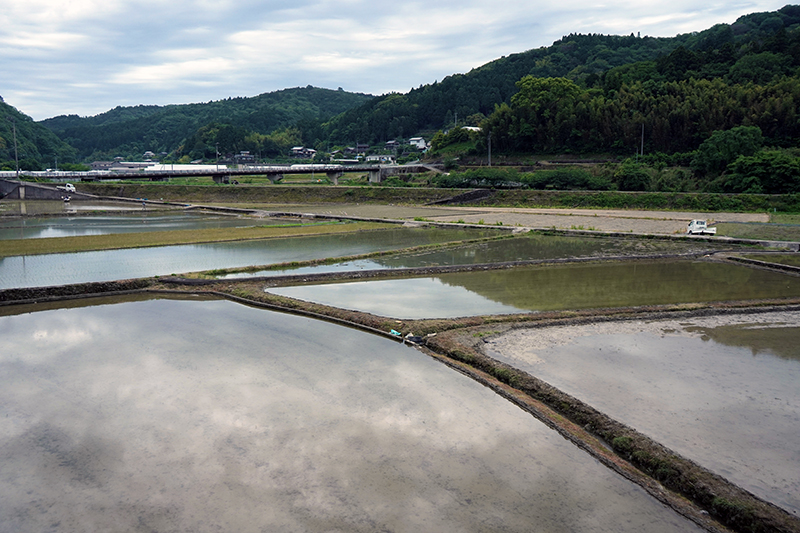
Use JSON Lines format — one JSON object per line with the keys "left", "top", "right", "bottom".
{"left": 408, "top": 137, "right": 428, "bottom": 150}
{"left": 291, "top": 146, "right": 317, "bottom": 158}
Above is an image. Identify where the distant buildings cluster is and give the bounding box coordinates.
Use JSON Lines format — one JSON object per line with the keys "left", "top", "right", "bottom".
{"left": 92, "top": 136, "right": 430, "bottom": 171}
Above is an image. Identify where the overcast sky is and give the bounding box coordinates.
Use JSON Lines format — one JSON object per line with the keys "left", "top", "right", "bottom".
{"left": 0, "top": 0, "right": 790, "bottom": 121}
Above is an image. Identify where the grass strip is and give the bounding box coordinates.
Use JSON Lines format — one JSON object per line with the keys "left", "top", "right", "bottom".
{"left": 0, "top": 221, "right": 392, "bottom": 257}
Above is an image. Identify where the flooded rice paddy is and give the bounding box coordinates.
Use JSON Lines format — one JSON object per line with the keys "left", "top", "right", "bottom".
{"left": 486, "top": 311, "right": 800, "bottom": 514}
{"left": 0, "top": 200, "right": 156, "bottom": 216}
{"left": 221, "top": 232, "right": 734, "bottom": 278}
{"left": 0, "top": 227, "right": 499, "bottom": 289}
{"left": 266, "top": 260, "right": 800, "bottom": 318}
{"left": 0, "top": 212, "right": 286, "bottom": 240}
{"left": 0, "top": 296, "right": 705, "bottom": 532}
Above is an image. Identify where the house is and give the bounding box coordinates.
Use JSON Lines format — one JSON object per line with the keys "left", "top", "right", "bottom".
{"left": 344, "top": 144, "right": 370, "bottom": 155}
{"left": 91, "top": 161, "right": 115, "bottom": 171}
{"left": 291, "top": 146, "right": 317, "bottom": 159}
{"left": 409, "top": 137, "right": 427, "bottom": 150}
{"left": 234, "top": 151, "right": 255, "bottom": 166}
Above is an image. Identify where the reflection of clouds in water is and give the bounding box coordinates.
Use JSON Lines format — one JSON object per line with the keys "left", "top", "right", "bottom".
{"left": 268, "top": 277, "right": 524, "bottom": 319}
{"left": 2, "top": 311, "right": 104, "bottom": 363}
{"left": 0, "top": 298, "right": 705, "bottom": 532}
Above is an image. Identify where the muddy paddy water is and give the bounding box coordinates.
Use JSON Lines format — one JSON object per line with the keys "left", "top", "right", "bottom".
{"left": 0, "top": 227, "right": 499, "bottom": 289}
{"left": 486, "top": 311, "right": 800, "bottom": 515}
{"left": 266, "top": 259, "right": 800, "bottom": 318}
{"left": 0, "top": 296, "right": 705, "bottom": 532}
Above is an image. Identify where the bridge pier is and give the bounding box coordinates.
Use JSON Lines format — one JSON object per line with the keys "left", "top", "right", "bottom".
{"left": 368, "top": 169, "right": 382, "bottom": 183}
{"left": 326, "top": 171, "right": 343, "bottom": 185}
{"left": 267, "top": 173, "right": 284, "bottom": 184}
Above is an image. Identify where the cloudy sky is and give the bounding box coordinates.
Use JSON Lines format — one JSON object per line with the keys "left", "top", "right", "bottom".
{"left": 0, "top": 0, "right": 790, "bottom": 121}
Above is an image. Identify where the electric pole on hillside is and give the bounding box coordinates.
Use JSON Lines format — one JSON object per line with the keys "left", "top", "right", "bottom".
{"left": 487, "top": 130, "right": 492, "bottom": 167}
{"left": 6, "top": 116, "right": 19, "bottom": 179}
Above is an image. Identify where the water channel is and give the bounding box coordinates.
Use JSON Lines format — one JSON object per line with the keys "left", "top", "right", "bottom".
{"left": 266, "top": 259, "right": 800, "bottom": 318}
{"left": 0, "top": 296, "right": 705, "bottom": 532}
{"left": 0, "top": 227, "right": 500, "bottom": 289}
{"left": 485, "top": 311, "right": 800, "bottom": 514}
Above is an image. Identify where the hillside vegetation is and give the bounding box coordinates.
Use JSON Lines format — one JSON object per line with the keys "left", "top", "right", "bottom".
{"left": 0, "top": 99, "right": 77, "bottom": 171}
{"left": 39, "top": 87, "right": 372, "bottom": 161}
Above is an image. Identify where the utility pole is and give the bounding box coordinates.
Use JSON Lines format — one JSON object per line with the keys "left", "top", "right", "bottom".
{"left": 7, "top": 116, "right": 19, "bottom": 179}
{"left": 487, "top": 130, "right": 492, "bottom": 167}
{"left": 640, "top": 123, "right": 645, "bottom": 159}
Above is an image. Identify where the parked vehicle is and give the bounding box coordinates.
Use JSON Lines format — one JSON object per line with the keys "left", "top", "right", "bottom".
{"left": 687, "top": 219, "right": 716, "bottom": 235}
{"left": 57, "top": 183, "right": 76, "bottom": 193}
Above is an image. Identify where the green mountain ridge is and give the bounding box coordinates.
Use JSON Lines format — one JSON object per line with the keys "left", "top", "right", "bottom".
{"left": 39, "top": 86, "right": 373, "bottom": 161}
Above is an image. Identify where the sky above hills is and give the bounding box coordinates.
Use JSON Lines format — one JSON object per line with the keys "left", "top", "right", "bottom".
{"left": 0, "top": 0, "right": 791, "bottom": 121}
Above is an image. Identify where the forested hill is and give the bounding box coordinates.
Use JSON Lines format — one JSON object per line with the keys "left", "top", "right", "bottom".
{"left": 0, "top": 99, "right": 77, "bottom": 171}
{"left": 39, "top": 87, "right": 373, "bottom": 161}
{"left": 318, "top": 5, "right": 800, "bottom": 147}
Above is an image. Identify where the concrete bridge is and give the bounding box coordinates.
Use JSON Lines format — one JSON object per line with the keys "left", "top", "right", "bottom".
{"left": 0, "top": 163, "right": 443, "bottom": 186}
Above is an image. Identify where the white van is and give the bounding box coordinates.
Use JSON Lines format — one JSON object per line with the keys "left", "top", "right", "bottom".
{"left": 687, "top": 219, "right": 716, "bottom": 235}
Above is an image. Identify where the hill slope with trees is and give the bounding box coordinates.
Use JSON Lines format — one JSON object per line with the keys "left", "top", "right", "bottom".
{"left": 317, "top": 5, "right": 800, "bottom": 150}
{"left": 39, "top": 87, "right": 372, "bottom": 161}
{"left": 1, "top": 98, "right": 78, "bottom": 171}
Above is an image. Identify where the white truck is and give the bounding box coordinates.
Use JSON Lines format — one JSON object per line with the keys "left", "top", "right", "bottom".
{"left": 687, "top": 219, "right": 716, "bottom": 235}
{"left": 57, "top": 183, "right": 76, "bottom": 193}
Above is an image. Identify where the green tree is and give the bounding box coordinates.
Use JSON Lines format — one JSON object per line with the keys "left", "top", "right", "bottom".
{"left": 691, "top": 126, "right": 763, "bottom": 176}
{"left": 614, "top": 159, "right": 650, "bottom": 190}
{"left": 724, "top": 150, "right": 800, "bottom": 194}
{"left": 511, "top": 76, "right": 583, "bottom": 118}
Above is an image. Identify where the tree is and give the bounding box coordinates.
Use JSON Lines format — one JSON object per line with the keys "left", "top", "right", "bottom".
{"left": 511, "top": 76, "right": 583, "bottom": 118}
{"left": 614, "top": 159, "right": 650, "bottom": 191}
{"left": 724, "top": 150, "right": 800, "bottom": 194}
{"left": 691, "top": 126, "right": 763, "bottom": 176}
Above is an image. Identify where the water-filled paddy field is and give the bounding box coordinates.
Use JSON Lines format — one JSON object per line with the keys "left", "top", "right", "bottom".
{"left": 2, "top": 203, "right": 798, "bottom": 531}
{"left": 266, "top": 259, "right": 800, "bottom": 318}
{"left": 0, "top": 200, "right": 156, "bottom": 216}
{"left": 220, "top": 232, "right": 735, "bottom": 278}
{"left": 0, "top": 296, "right": 705, "bottom": 533}
{"left": 0, "top": 212, "right": 283, "bottom": 240}
{"left": 0, "top": 227, "right": 500, "bottom": 289}
{"left": 486, "top": 311, "right": 800, "bottom": 514}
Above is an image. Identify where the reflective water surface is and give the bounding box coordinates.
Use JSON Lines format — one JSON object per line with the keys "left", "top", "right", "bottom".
{"left": 0, "top": 212, "right": 294, "bottom": 239}
{"left": 223, "top": 232, "right": 735, "bottom": 278}
{"left": 0, "top": 227, "right": 499, "bottom": 289}
{"left": 487, "top": 311, "right": 800, "bottom": 514}
{"left": 0, "top": 200, "right": 152, "bottom": 216}
{"left": 267, "top": 260, "right": 800, "bottom": 318}
{"left": 0, "top": 297, "right": 704, "bottom": 532}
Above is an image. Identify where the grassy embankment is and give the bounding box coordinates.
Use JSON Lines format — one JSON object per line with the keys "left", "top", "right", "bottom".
{"left": 78, "top": 182, "right": 800, "bottom": 212}
{"left": 0, "top": 221, "right": 392, "bottom": 258}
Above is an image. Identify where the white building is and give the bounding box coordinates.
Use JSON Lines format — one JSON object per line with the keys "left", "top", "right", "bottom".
{"left": 408, "top": 137, "right": 427, "bottom": 150}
